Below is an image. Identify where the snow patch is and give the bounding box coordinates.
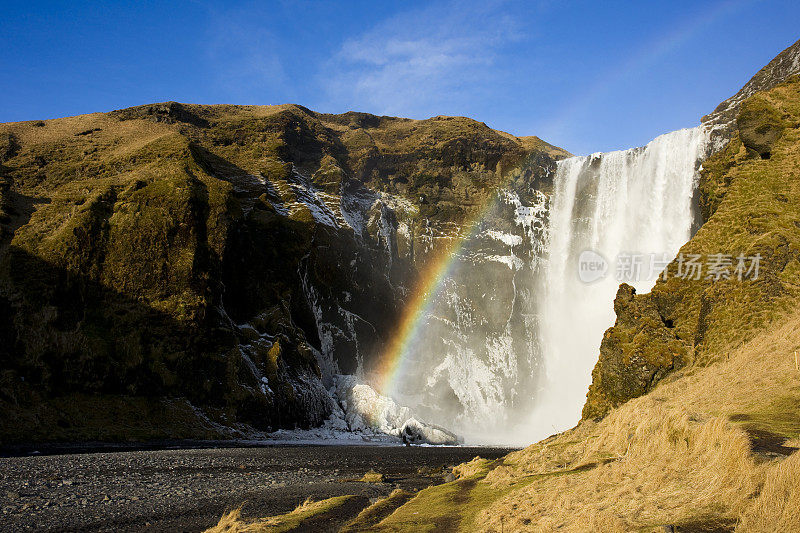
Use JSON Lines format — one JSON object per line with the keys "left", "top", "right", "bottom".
{"left": 288, "top": 170, "right": 340, "bottom": 227}
{"left": 480, "top": 254, "right": 524, "bottom": 270}
{"left": 484, "top": 230, "right": 523, "bottom": 247}
{"left": 332, "top": 375, "right": 462, "bottom": 445}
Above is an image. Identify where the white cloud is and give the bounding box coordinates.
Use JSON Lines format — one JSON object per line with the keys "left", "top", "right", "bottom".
{"left": 321, "top": 1, "right": 523, "bottom": 117}
{"left": 204, "top": 9, "right": 288, "bottom": 101}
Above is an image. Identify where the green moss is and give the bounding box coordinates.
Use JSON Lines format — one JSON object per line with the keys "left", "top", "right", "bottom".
{"left": 737, "top": 93, "right": 787, "bottom": 157}
{"left": 287, "top": 204, "right": 315, "bottom": 224}
{"left": 374, "top": 466, "right": 537, "bottom": 532}
{"left": 266, "top": 341, "right": 281, "bottom": 379}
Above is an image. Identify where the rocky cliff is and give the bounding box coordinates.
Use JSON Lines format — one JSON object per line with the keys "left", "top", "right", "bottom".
{"left": 0, "top": 103, "right": 567, "bottom": 443}
{"left": 583, "top": 38, "right": 800, "bottom": 420}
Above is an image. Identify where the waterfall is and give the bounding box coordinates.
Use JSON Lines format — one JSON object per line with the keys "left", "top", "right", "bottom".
{"left": 389, "top": 126, "right": 709, "bottom": 445}
{"left": 514, "top": 126, "right": 710, "bottom": 444}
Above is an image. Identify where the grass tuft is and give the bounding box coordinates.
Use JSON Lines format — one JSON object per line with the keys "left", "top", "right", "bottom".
{"left": 204, "top": 495, "right": 355, "bottom": 533}
{"left": 737, "top": 450, "right": 800, "bottom": 531}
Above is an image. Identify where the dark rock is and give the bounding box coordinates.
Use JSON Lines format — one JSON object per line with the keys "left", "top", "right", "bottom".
{"left": 110, "top": 101, "right": 210, "bottom": 128}
{"left": 583, "top": 284, "right": 687, "bottom": 420}
{"left": 703, "top": 37, "right": 800, "bottom": 131}
{"left": 0, "top": 133, "right": 19, "bottom": 162}
{"left": 736, "top": 94, "right": 786, "bottom": 158}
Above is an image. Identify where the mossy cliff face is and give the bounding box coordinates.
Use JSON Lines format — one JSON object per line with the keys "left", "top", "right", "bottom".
{"left": 582, "top": 284, "right": 687, "bottom": 420}
{"left": 584, "top": 72, "right": 800, "bottom": 420}
{"left": 0, "top": 103, "right": 566, "bottom": 443}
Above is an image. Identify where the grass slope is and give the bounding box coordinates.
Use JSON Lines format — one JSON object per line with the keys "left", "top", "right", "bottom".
{"left": 362, "top": 76, "right": 800, "bottom": 533}
{"left": 361, "top": 309, "right": 800, "bottom": 532}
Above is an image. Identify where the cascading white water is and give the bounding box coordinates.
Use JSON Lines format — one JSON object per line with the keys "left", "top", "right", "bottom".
{"left": 513, "top": 126, "right": 710, "bottom": 445}
{"left": 391, "top": 126, "right": 709, "bottom": 445}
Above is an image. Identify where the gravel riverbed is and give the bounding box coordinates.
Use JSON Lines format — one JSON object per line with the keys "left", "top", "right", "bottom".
{"left": 0, "top": 444, "right": 512, "bottom": 532}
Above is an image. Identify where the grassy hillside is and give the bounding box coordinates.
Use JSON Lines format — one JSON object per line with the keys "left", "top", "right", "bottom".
{"left": 0, "top": 103, "right": 567, "bottom": 443}
{"left": 209, "top": 311, "right": 800, "bottom": 530}
{"left": 205, "top": 75, "right": 800, "bottom": 533}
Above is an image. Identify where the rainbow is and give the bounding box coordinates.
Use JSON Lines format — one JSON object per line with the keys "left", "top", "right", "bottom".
{"left": 373, "top": 193, "right": 504, "bottom": 396}
{"left": 373, "top": 0, "right": 754, "bottom": 396}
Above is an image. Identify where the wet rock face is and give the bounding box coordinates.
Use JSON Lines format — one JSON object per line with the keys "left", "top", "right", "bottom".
{"left": 0, "top": 103, "right": 566, "bottom": 442}
{"left": 393, "top": 186, "right": 551, "bottom": 433}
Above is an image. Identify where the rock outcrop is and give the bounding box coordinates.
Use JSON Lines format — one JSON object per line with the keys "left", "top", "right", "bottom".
{"left": 582, "top": 284, "right": 687, "bottom": 420}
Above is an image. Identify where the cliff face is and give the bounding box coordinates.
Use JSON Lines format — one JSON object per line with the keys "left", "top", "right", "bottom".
{"left": 0, "top": 103, "right": 567, "bottom": 443}
{"left": 583, "top": 66, "right": 800, "bottom": 420}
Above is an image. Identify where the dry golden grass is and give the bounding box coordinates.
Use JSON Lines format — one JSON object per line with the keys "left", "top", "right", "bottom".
{"left": 395, "top": 308, "right": 800, "bottom": 532}
{"left": 479, "top": 409, "right": 760, "bottom": 531}
{"left": 644, "top": 311, "right": 800, "bottom": 441}
{"left": 359, "top": 469, "right": 386, "bottom": 483}
{"left": 452, "top": 456, "right": 496, "bottom": 479}
{"left": 206, "top": 508, "right": 254, "bottom": 533}
{"left": 737, "top": 450, "right": 800, "bottom": 532}
{"left": 188, "top": 109, "right": 800, "bottom": 530}
{"left": 204, "top": 496, "right": 354, "bottom": 533}
{"left": 341, "top": 489, "right": 413, "bottom": 532}
{"left": 325, "top": 311, "right": 800, "bottom": 532}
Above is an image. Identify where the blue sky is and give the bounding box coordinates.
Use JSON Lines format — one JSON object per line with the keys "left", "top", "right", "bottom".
{"left": 2, "top": 0, "right": 799, "bottom": 155}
